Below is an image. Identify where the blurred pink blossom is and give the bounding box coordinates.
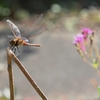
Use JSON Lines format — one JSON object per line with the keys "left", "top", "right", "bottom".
{"left": 73, "top": 34, "right": 86, "bottom": 53}
{"left": 81, "top": 27, "right": 93, "bottom": 41}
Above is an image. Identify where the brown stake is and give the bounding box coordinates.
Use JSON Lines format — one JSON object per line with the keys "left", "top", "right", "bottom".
{"left": 7, "top": 47, "right": 48, "bottom": 100}
{"left": 7, "top": 48, "right": 14, "bottom": 100}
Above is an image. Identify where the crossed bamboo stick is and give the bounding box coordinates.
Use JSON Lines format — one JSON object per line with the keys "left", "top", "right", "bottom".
{"left": 6, "top": 47, "right": 48, "bottom": 100}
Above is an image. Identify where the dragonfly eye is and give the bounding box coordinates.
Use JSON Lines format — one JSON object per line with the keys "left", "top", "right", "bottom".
{"left": 10, "top": 40, "right": 16, "bottom": 46}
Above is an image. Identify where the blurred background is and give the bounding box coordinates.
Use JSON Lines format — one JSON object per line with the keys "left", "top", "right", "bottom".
{"left": 0, "top": 0, "right": 100, "bottom": 100}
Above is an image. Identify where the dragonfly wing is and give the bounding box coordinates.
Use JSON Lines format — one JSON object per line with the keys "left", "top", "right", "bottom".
{"left": 6, "top": 20, "right": 21, "bottom": 38}
{"left": 7, "top": 35, "right": 15, "bottom": 39}
{"left": 32, "top": 14, "right": 43, "bottom": 26}
{"left": 22, "top": 14, "right": 43, "bottom": 36}
{"left": 22, "top": 37, "right": 29, "bottom": 42}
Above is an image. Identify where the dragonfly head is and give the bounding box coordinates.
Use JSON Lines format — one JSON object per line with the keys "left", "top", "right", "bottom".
{"left": 9, "top": 40, "right": 16, "bottom": 46}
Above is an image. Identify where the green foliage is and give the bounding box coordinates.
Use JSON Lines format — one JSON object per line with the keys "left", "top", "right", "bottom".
{"left": 0, "top": 6, "right": 10, "bottom": 19}
{"left": 0, "top": 0, "right": 100, "bottom": 19}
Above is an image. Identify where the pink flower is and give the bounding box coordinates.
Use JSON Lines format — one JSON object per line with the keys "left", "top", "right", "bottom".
{"left": 73, "top": 34, "right": 86, "bottom": 53}
{"left": 73, "top": 34, "right": 84, "bottom": 44}
{"left": 81, "top": 27, "right": 93, "bottom": 41}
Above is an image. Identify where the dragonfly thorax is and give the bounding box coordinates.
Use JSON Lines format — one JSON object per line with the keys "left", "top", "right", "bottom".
{"left": 10, "top": 38, "right": 23, "bottom": 46}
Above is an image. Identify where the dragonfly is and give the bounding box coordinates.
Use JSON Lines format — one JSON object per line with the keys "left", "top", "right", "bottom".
{"left": 7, "top": 14, "right": 46, "bottom": 55}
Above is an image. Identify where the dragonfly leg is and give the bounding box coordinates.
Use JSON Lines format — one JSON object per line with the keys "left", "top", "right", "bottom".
{"left": 9, "top": 46, "right": 20, "bottom": 56}
{"left": 13, "top": 47, "right": 16, "bottom": 54}
{"left": 16, "top": 46, "right": 20, "bottom": 56}
{"left": 10, "top": 45, "right": 15, "bottom": 51}
{"left": 10, "top": 45, "right": 14, "bottom": 50}
{"left": 10, "top": 45, "right": 16, "bottom": 54}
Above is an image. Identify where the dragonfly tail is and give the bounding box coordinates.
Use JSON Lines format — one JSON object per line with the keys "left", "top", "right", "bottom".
{"left": 24, "top": 43, "right": 41, "bottom": 47}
